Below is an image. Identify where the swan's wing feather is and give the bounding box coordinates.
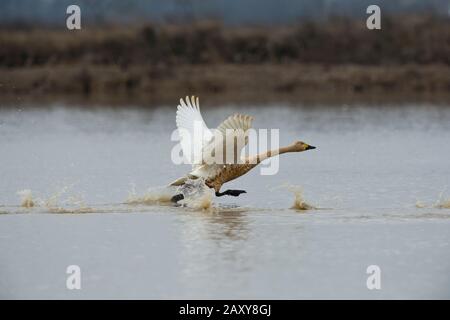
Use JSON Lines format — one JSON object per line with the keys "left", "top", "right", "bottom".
{"left": 216, "top": 114, "right": 253, "bottom": 135}
{"left": 201, "top": 114, "right": 254, "bottom": 165}
{"left": 176, "top": 96, "right": 212, "bottom": 165}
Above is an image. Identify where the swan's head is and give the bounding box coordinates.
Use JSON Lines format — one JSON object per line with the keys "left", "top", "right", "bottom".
{"left": 291, "top": 140, "right": 316, "bottom": 152}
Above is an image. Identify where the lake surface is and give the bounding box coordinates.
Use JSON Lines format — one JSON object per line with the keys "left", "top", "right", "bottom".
{"left": 1, "top": 103, "right": 450, "bottom": 299}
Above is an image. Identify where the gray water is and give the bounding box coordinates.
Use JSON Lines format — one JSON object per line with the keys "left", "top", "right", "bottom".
{"left": 1, "top": 103, "right": 450, "bottom": 299}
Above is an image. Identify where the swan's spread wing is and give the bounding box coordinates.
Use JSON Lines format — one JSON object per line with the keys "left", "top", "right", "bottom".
{"left": 176, "top": 96, "right": 213, "bottom": 165}
{"left": 216, "top": 114, "right": 253, "bottom": 135}
{"left": 201, "top": 114, "right": 254, "bottom": 165}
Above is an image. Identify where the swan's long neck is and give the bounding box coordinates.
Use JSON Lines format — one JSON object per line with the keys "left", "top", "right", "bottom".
{"left": 245, "top": 144, "right": 295, "bottom": 165}
{"left": 210, "top": 144, "right": 297, "bottom": 190}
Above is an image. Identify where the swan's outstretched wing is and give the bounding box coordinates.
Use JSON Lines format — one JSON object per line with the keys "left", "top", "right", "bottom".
{"left": 216, "top": 114, "right": 253, "bottom": 135}
{"left": 176, "top": 96, "right": 213, "bottom": 165}
{"left": 201, "top": 114, "right": 254, "bottom": 165}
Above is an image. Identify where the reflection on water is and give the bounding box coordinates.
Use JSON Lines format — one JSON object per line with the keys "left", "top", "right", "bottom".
{"left": 1, "top": 103, "right": 450, "bottom": 299}
{"left": 205, "top": 210, "right": 250, "bottom": 241}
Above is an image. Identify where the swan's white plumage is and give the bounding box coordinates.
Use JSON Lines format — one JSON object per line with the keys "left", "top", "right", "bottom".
{"left": 176, "top": 96, "right": 212, "bottom": 165}
{"left": 217, "top": 114, "right": 253, "bottom": 135}
{"left": 201, "top": 114, "right": 254, "bottom": 165}
{"left": 171, "top": 97, "right": 316, "bottom": 193}
{"left": 174, "top": 96, "right": 254, "bottom": 181}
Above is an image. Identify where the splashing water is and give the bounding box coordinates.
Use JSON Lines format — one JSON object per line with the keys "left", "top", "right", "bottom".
{"left": 415, "top": 201, "right": 426, "bottom": 208}
{"left": 13, "top": 181, "right": 317, "bottom": 214}
{"left": 288, "top": 185, "right": 315, "bottom": 210}
{"left": 125, "top": 179, "right": 213, "bottom": 210}
{"left": 436, "top": 199, "right": 450, "bottom": 209}
{"left": 176, "top": 178, "right": 214, "bottom": 210}
{"left": 14, "top": 181, "right": 213, "bottom": 214}
{"left": 17, "top": 189, "right": 34, "bottom": 208}
{"left": 416, "top": 188, "right": 450, "bottom": 209}
{"left": 16, "top": 186, "right": 92, "bottom": 213}
{"left": 125, "top": 184, "right": 176, "bottom": 205}
{"left": 434, "top": 189, "right": 450, "bottom": 209}
{"left": 271, "top": 183, "right": 315, "bottom": 210}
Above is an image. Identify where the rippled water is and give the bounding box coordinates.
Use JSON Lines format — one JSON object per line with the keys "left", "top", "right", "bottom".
{"left": 1, "top": 103, "right": 450, "bottom": 299}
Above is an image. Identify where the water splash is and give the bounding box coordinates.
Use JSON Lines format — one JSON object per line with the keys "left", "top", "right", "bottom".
{"left": 415, "top": 188, "right": 450, "bottom": 209}
{"left": 434, "top": 189, "right": 450, "bottom": 209}
{"left": 435, "top": 199, "right": 450, "bottom": 209}
{"left": 125, "top": 179, "right": 213, "bottom": 210}
{"left": 16, "top": 185, "right": 92, "bottom": 213}
{"left": 17, "top": 189, "right": 35, "bottom": 208}
{"left": 13, "top": 181, "right": 213, "bottom": 214}
{"left": 415, "top": 200, "right": 426, "bottom": 208}
{"left": 125, "top": 184, "right": 175, "bottom": 205}
{"left": 271, "top": 183, "right": 315, "bottom": 210}
{"left": 288, "top": 185, "right": 315, "bottom": 210}
{"left": 176, "top": 178, "right": 214, "bottom": 210}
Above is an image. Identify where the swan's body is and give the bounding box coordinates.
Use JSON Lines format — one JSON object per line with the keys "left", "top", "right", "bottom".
{"left": 171, "top": 162, "right": 256, "bottom": 193}
{"left": 170, "top": 96, "right": 315, "bottom": 201}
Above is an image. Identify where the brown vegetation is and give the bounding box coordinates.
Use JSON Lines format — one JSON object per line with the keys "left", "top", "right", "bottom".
{"left": 0, "top": 16, "right": 449, "bottom": 105}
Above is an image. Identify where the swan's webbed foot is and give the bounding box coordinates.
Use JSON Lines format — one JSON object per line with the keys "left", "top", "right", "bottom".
{"left": 215, "top": 190, "right": 247, "bottom": 197}
{"left": 227, "top": 190, "right": 247, "bottom": 197}
{"left": 171, "top": 194, "right": 184, "bottom": 203}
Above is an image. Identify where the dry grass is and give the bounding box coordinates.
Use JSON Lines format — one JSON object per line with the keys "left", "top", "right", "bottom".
{"left": 0, "top": 16, "right": 449, "bottom": 104}
{"left": 1, "top": 63, "right": 448, "bottom": 105}
{"left": 1, "top": 16, "right": 449, "bottom": 67}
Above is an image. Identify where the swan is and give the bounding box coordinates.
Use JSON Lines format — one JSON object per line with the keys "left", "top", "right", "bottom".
{"left": 170, "top": 96, "right": 316, "bottom": 202}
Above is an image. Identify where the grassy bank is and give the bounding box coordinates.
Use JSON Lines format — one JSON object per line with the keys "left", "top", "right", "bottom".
{"left": 0, "top": 16, "right": 449, "bottom": 105}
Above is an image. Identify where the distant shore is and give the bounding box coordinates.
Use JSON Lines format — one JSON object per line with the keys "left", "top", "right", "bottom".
{"left": 0, "top": 16, "right": 449, "bottom": 106}
{"left": 1, "top": 63, "right": 449, "bottom": 106}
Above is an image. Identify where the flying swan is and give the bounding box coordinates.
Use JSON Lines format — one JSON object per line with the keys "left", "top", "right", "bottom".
{"left": 170, "top": 96, "right": 316, "bottom": 202}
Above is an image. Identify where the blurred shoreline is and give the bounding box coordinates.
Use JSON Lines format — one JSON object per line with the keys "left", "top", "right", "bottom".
{"left": 1, "top": 64, "right": 449, "bottom": 107}
{"left": 1, "top": 16, "right": 449, "bottom": 106}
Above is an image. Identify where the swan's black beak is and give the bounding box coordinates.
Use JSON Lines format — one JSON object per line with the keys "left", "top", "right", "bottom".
{"left": 305, "top": 145, "right": 316, "bottom": 150}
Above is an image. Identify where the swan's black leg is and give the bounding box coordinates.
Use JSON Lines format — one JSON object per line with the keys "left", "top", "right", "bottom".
{"left": 171, "top": 194, "right": 184, "bottom": 203}
{"left": 215, "top": 190, "right": 247, "bottom": 197}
